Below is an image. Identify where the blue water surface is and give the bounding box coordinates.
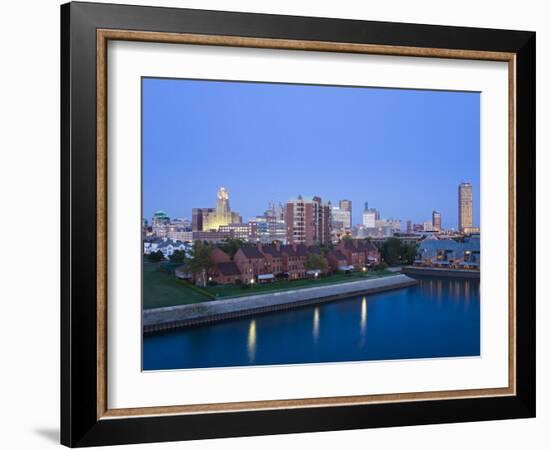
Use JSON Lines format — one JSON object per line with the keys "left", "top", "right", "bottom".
{"left": 143, "top": 277, "right": 480, "bottom": 370}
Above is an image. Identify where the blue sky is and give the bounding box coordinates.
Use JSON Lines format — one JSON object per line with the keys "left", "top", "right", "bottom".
{"left": 143, "top": 78, "right": 480, "bottom": 229}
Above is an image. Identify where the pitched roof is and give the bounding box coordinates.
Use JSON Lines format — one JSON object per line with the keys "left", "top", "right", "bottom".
{"left": 307, "top": 245, "right": 322, "bottom": 255}
{"left": 342, "top": 240, "right": 379, "bottom": 253}
{"left": 238, "top": 246, "right": 265, "bottom": 259}
{"left": 216, "top": 262, "right": 241, "bottom": 276}
{"left": 261, "top": 244, "right": 282, "bottom": 258}
{"left": 327, "top": 250, "right": 347, "bottom": 260}
{"left": 364, "top": 241, "right": 378, "bottom": 252}
{"left": 281, "top": 244, "right": 308, "bottom": 257}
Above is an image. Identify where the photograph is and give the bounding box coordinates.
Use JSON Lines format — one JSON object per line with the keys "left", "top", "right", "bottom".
{"left": 141, "top": 77, "right": 481, "bottom": 371}
{"left": 56, "top": 1, "right": 537, "bottom": 446}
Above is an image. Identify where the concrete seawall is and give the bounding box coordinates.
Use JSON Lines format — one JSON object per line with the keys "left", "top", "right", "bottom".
{"left": 143, "top": 274, "right": 417, "bottom": 334}
{"left": 402, "top": 266, "right": 480, "bottom": 279}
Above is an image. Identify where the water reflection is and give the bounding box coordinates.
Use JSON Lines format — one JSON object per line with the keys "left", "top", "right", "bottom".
{"left": 312, "top": 307, "right": 320, "bottom": 343}
{"left": 143, "top": 277, "right": 481, "bottom": 370}
{"left": 359, "top": 296, "right": 368, "bottom": 349}
{"left": 247, "top": 319, "right": 257, "bottom": 362}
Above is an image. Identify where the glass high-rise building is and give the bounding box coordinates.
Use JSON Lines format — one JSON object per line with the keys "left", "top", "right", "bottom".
{"left": 458, "top": 183, "right": 473, "bottom": 232}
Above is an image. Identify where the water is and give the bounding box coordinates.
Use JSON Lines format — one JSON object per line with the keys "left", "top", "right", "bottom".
{"left": 143, "top": 277, "right": 480, "bottom": 370}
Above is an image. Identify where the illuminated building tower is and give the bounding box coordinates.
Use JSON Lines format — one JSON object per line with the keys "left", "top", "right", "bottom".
{"left": 196, "top": 187, "right": 242, "bottom": 232}
{"left": 458, "top": 183, "right": 473, "bottom": 232}
{"left": 432, "top": 210, "right": 442, "bottom": 231}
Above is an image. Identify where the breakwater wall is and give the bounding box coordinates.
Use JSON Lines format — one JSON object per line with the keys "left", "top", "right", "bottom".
{"left": 143, "top": 274, "right": 417, "bottom": 334}
{"left": 402, "top": 266, "right": 480, "bottom": 279}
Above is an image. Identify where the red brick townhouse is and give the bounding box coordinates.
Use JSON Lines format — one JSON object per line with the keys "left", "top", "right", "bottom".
{"left": 212, "top": 261, "right": 242, "bottom": 284}
{"left": 336, "top": 240, "right": 366, "bottom": 268}
{"left": 281, "top": 244, "right": 309, "bottom": 280}
{"left": 234, "top": 246, "right": 268, "bottom": 284}
{"left": 208, "top": 247, "right": 242, "bottom": 284}
{"left": 257, "top": 242, "right": 284, "bottom": 277}
{"left": 326, "top": 249, "right": 349, "bottom": 272}
{"left": 336, "top": 240, "right": 381, "bottom": 268}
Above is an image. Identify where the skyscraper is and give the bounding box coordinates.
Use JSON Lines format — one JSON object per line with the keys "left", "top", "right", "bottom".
{"left": 362, "top": 202, "right": 378, "bottom": 228}
{"left": 432, "top": 210, "right": 442, "bottom": 231}
{"left": 331, "top": 207, "right": 351, "bottom": 232}
{"left": 285, "top": 195, "right": 331, "bottom": 245}
{"left": 458, "top": 183, "right": 473, "bottom": 232}
{"left": 338, "top": 200, "right": 352, "bottom": 229}
{"left": 194, "top": 187, "right": 241, "bottom": 231}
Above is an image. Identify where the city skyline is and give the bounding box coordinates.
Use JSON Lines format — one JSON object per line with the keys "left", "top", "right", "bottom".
{"left": 146, "top": 182, "right": 477, "bottom": 235}
{"left": 143, "top": 78, "right": 480, "bottom": 229}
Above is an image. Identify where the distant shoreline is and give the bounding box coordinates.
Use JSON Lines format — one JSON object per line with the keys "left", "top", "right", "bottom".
{"left": 402, "top": 266, "right": 480, "bottom": 279}
{"left": 143, "top": 274, "right": 417, "bottom": 334}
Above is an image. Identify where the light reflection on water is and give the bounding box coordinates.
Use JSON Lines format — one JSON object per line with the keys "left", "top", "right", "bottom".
{"left": 247, "top": 319, "right": 256, "bottom": 362}
{"left": 312, "top": 307, "right": 320, "bottom": 344}
{"left": 359, "top": 296, "right": 368, "bottom": 349}
{"left": 143, "top": 277, "right": 480, "bottom": 370}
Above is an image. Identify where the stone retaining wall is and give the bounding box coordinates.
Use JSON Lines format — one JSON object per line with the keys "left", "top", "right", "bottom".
{"left": 143, "top": 274, "right": 417, "bottom": 334}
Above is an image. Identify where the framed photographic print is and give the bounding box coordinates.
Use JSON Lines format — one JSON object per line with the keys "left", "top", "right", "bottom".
{"left": 61, "top": 1, "right": 536, "bottom": 447}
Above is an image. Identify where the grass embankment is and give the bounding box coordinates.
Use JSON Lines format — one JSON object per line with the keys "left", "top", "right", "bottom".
{"left": 143, "top": 262, "right": 213, "bottom": 309}
{"left": 143, "top": 261, "right": 394, "bottom": 309}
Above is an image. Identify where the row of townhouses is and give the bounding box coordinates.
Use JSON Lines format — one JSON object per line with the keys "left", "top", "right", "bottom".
{"left": 201, "top": 240, "right": 381, "bottom": 285}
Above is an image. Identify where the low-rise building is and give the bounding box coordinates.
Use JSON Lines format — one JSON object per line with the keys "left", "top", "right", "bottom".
{"left": 218, "top": 222, "right": 258, "bottom": 241}
{"left": 281, "top": 244, "right": 309, "bottom": 280}
{"left": 192, "top": 230, "right": 235, "bottom": 243}
{"left": 257, "top": 242, "right": 285, "bottom": 277}
{"left": 336, "top": 239, "right": 381, "bottom": 268}
{"left": 143, "top": 237, "right": 189, "bottom": 258}
{"left": 234, "top": 246, "right": 268, "bottom": 284}
{"left": 415, "top": 235, "right": 480, "bottom": 269}
{"left": 326, "top": 250, "right": 351, "bottom": 272}
{"left": 211, "top": 262, "right": 242, "bottom": 284}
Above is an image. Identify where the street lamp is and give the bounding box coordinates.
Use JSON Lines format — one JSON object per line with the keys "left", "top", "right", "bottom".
{"left": 250, "top": 278, "right": 255, "bottom": 285}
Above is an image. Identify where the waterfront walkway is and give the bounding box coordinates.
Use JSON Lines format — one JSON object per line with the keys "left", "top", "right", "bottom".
{"left": 143, "top": 274, "right": 417, "bottom": 334}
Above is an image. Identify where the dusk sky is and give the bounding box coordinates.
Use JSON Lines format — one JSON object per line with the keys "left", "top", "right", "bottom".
{"left": 142, "top": 78, "right": 480, "bottom": 230}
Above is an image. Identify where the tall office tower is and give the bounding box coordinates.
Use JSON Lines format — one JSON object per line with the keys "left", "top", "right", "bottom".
{"left": 432, "top": 210, "right": 442, "bottom": 231}
{"left": 193, "top": 187, "right": 241, "bottom": 232}
{"left": 338, "top": 199, "right": 352, "bottom": 228}
{"left": 362, "top": 202, "right": 378, "bottom": 228}
{"left": 406, "top": 220, "right": 412, "bottom": 233}
{"left": 458, "top": 183, "right": 473, "bottom": 232}
{"left": 331, "top": 207, "right": 351, "bottom": 233}
{"left": 285, "top": 195, "right": 332, "bottom": 245}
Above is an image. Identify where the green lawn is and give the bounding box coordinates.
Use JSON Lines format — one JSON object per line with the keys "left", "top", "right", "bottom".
{"left": 143, "top": 261, "right": 212, "bottom": 309}
{"left": 204, "top": 270, "right": 393, "bottom": 299}
{"left": 143, "top": 261, "right": 394, "bottom": 309}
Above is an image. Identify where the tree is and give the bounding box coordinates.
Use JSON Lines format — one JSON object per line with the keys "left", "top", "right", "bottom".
{"left": 403, "top": 244, "right": 417, "bottom": 265}
{"left": 169, "top": 249, "right": 186, "bottom": 263}
{"left": 381, "top": 238, "right": 418, "bottom": 266}
{"left": 304, "top": 253, "right": 328, "bottom": 273}
{"left": 147, "top": 250, "right": 164, "bottom": 262}
{"left": 381, "top": 238, "right": 403, "bottom": 266}
{"left": 341, "top": 234, "right": 353, "bottom": 242}
{"left": 187, "top": 241, "right": 214, "bottom": 287}
{"left": 217, "top": 238, "right": 246, "bottom": 258}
